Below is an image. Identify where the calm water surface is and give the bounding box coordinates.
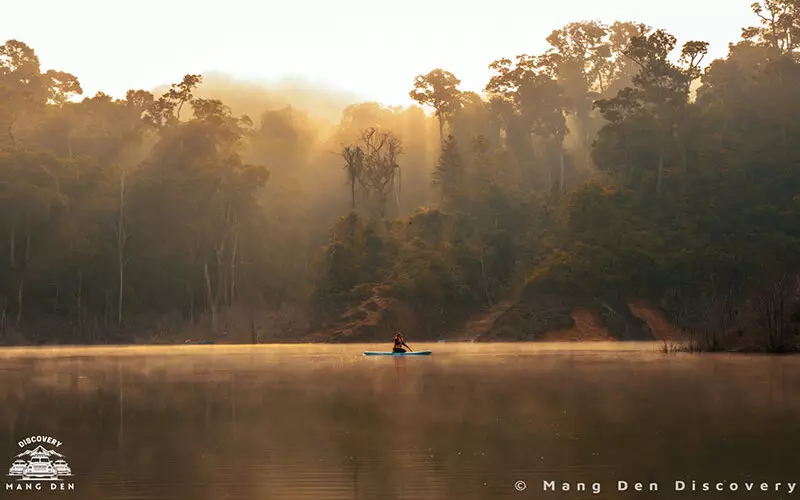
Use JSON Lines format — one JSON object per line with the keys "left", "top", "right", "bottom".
{"left": 0, "top": 342, "right": 798, "bottom": 499}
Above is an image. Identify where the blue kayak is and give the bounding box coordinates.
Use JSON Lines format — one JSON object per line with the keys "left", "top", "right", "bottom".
{"left": 364, "top": 350, "right": 432, "bottom": 356}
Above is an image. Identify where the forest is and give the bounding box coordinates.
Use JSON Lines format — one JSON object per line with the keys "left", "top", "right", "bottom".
{"left": 1, "top": 0, "right": 799, "bottom": 351}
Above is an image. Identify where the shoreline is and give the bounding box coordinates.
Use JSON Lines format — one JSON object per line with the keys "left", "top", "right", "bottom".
{"left": 0, "top": 339, "right": 796, "bottom": 356}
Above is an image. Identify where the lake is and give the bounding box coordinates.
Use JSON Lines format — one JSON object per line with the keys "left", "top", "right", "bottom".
{"left": 0, "top": 342, "right": 798, "bottom": 499}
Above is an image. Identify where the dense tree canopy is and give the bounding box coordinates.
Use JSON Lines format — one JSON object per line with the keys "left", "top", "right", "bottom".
{"left": 2, "top": 2, "right": 800, "bottom": 349}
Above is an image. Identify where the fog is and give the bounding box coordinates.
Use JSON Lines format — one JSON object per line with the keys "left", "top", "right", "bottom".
{"left": 156, "top": 73, "right": 361, "bottom": 125}
{"left": 2, "top": 5, "right": 800, "bottom": 350}
{"left": 176, "top": 73, "right": 442, "bottom": 291}
{"left": 1, "top": 344, "right": 799, "bottom": 499}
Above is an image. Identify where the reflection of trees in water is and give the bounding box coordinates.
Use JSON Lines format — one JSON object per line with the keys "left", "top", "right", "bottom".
{"left": 0, "top": 351, "right": 797, "bottom": 498}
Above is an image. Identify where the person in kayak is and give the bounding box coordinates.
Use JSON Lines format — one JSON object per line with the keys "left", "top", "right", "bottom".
{"left": 392, "top": 331, "right": 409, "bottom": 353}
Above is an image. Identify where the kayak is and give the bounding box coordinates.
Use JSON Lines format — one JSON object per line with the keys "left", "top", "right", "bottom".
{"left": 364, "top": 350, "right": 432, "bottom": 356}
{"left": 184, "top": 340, "right": 216, "bottom": 345}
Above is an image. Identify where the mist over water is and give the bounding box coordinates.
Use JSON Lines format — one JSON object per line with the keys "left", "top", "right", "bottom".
{"left": 0, "top": 344, "right": 797, "bottom": 499}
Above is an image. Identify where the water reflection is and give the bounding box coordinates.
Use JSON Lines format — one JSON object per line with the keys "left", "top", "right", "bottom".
{"left": 0, "top": 344, "right": 796, "bottom": 499}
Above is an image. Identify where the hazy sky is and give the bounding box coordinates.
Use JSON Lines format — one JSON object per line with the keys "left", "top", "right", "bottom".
{"left": 7, "top": 0, "right": 755, "bottom": 107}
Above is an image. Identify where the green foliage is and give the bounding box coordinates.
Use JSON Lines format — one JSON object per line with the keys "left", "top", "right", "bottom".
{"left": 317, "top": 128, "right": 540, "bottom": 329}
{"left": 431, "top": 135, "right": 466, "bottom": 209}
{"left": 5, "top": 3, "right": 800, "bottom": 346}
{"left": 742, "top": 0, "right": 800, "bottom": 53}
{"left": 536, "top": 23, "right": 800, "bottom": 344}
{"left": 0, "top": 42, "right": 277, "bottom": 337}
{"left": 409, "top": 69, "right": 463, "bottom": 142}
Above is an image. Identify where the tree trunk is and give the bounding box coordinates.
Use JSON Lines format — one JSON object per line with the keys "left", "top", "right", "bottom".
{"left": 771, "top": 12, "right": 779, "bottom": 52}
{"left": 104, "top": 290, "right": 110, "bottom": 330}
{"left": 394, "top": 167, "right": 402, "bottom": 217}
{"left": 204, "top": 262, "right": 217, "bottom": 332}
{"left": 559, "top": 147, "right": 565, "bottom": 192}
{"left": 230, "top": 230, "right": 238, "bottom": 304}
{"left": 188, "top": 285, "right": 195, "bottom": 325}
{"left": 622, "top": 129, "right": 630, "bottom": 190}
{"left": 218, "top": 207, "right": 230, "bottom": 307}
{"left": 681, "top": 143, "right": 688, "bottom": 201}
{"left": 9, "top": 220, "right": 15, "bottom": 266}
{"left": 7, "top": 118, "right": 17, "bottom": 151}
{"left": 479, "top": 250, "right": 493, "bottom": 307}
{"left": 580, "top": 112, "right": 592, "bottom": 164}
{"left": 379, "top": 194, "right": 388, "bottom": 220}
{"left": 188, "top": 246, "right": 195, "bottom": 324}
{"left": 779, "top": 286, "right": 785, "bottom": 349}
{"left": 216, "top": 244, "right": 225, "bottom": 307}
{"left": 117, "top": 170, "right": 126, "bottom": 326}
{"left": 77, "top": 271, "right": 83, "bottom": 334}
{"left": 781, "top": 124, "right": 789, "bottom": 164}
{"left": 657, "top": 151, "right": 664, "bottom": 197}
{"left": 303, "top": 193, "right": 310, "bottom": 275}
{"left": 15, "top": 278, "right": 23, "bottom": 328}
{"left": 250, "top": 308, "right": 257, "bottom": 344}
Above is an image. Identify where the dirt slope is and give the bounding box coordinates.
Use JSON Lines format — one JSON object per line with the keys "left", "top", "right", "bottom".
{"left": 627, "top": 302, "right": 686, "bottom": 341}
{"left": 538, "top": 309, "right": 617, "bottom": 341}
{"left": 442, "top": 299, "right": 516, "bottom": 341}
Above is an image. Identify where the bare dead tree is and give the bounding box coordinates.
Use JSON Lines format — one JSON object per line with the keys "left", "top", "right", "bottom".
{"left": 361, "top": 128, "right": 402, "bottom": 219}
{"left": 341, "top": 128, "right": 403, "bottom": 219}
{"left": 342, "top": 146, "right": 364, "bottom": 210}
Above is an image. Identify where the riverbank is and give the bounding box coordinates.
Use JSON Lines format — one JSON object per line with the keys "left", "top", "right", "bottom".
{"left": 4, "top": 296, "right": 800, "bottom": 354}
{"left": 660, "top": 339, "right": 800, "bottom": 354}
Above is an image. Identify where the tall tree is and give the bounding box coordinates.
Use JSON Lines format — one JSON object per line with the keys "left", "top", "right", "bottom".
{"left": 486, "top": 55, "right": 568, "bottom": 190}
{"left": 431, "top": 135, "right": 466, "bottom": 209}
{"left": 594, "top": 29, "right": 707, "bottom": 197}
{"left": 541, "top": 21, "right": 610, "bottom": 153}
{"left": 342, "top": 145, "right": 364, "bottom": 210}
{"left": 409, "top": 69, "right": 463, "bottom": 145}
{"left": 449, "top": 92, "right": 501, "bottom": 148}
{"left": 143, "top": 74, "right": 203, "bottom": 127}
{"left": 116, "top": 166, "right": 128, "bottom": 326}
{"left": 44, "top": 70, "right": 82, "bottom": 108}
{"left": 361, "top": 128, "right": 402, "bottom": 219}
{"left": 603, "top": 22, "right": 651, "bottom": 97}
{"left": 341, "top": 128, "right": 402, "bottom": 219}
{"left": 0, "top": 40, "right": 47, "bottom": 150}
{"left": 742, "top": 0, "right": 800, "bottom": 54}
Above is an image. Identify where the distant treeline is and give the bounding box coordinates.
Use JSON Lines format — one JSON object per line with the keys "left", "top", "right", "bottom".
{"left": 1, "top": 1, "right": 800, "bottom": 348}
